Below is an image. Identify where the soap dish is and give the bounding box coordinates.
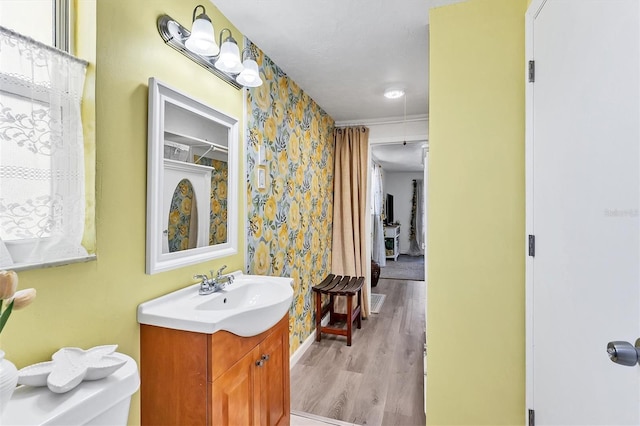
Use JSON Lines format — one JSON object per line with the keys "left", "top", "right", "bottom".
{"left": 18, "top": 345, "right": 126, "bottom": 393}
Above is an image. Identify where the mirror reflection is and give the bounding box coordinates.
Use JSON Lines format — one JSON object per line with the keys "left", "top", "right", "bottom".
{"left": 165, "top": 160, "right": 228, "bottom": 251}
{"left": 167, "top": 178, "right": 197, "bottom": 252}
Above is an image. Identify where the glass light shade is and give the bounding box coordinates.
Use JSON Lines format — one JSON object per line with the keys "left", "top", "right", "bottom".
{"left": 185, "top": 18, "right": 219, "bottom": 56}
{"left": 215, "top": 40, "right": 243, "bottom": 74}
{"left": 236, "top": 59, "right": 262, "bottom": 87}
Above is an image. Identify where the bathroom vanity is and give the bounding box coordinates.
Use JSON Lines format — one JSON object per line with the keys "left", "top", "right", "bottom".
{"left": 140, "top": 314, "right": 289, "bottom": 426}
{"left": 137, "top": 272, "right": 294, "bottom": 426}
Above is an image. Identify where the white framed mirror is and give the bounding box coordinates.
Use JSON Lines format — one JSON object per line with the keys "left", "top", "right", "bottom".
{"left": 146, "top": 77, "right": 238, "bottom": 274}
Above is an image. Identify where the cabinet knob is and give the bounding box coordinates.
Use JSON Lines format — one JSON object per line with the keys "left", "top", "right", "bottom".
{"left": 255, "top": 359, "right": 264, "bottom": 367}
{"left": 261, "top": 354, "right": 270, "bottom": 361}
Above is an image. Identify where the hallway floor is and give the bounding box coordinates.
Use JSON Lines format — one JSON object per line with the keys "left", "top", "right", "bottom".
{"left": 379, "top": 255, "right": 425, "bottom": 281}
{"left": 290, "top": 278, "right": 426, "bottom": 426}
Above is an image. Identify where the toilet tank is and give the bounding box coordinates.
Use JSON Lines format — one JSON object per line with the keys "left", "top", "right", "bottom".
{"left": 2, "top": 353, "right": 139, "bottom": 425}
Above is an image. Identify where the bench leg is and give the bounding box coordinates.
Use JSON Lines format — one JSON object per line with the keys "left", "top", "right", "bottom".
{"left": 357, "top": 290, "right": 362, "bottom": 329}
{"left": 347, "top": 295, "right": 353, "bottom": 346}
{"left": 315, "top": 292, "right": 322, "bottom": 342}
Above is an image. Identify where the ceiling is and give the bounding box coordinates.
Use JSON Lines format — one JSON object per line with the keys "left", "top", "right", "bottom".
{"left": 372, "top": 141, "right": 427, "bottom": 172}
{"left": 211, "top": 0, "right": 465, "bottom": 167}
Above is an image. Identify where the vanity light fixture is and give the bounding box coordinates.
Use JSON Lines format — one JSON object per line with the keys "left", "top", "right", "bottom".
{"left": 157, "top": 5, "right": 263, "bottom": 89}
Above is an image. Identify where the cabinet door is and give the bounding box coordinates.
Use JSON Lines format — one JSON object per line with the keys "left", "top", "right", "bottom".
{"left": 211, "top": 347, "right": 261, "bottom": 425}
{"left": 259, "top": 323, "right": 290, "bottom": 426}
{"left": 140, "top": 325, "right": 208, "bottom": 426}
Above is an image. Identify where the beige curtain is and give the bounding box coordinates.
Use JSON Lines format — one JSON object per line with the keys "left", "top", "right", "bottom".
{"left": 331, "top": 126, "right": 370, "bottom": 318}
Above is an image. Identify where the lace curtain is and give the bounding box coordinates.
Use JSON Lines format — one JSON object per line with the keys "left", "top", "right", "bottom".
{"left": 0, "top": 26, "right": 88, "bottom": 266}
{"left": 371, "top": 163, "right": 386, "bottom": 267}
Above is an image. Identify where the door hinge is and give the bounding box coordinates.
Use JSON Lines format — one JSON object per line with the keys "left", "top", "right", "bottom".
{"left": 528, "top": 409, "right": 535, "bottom": 426}
{"left": 528, "top": 60, "right": 535, "bottom": 83}
{"left": 528, "top": 235, "right": 535, "bottom": 257}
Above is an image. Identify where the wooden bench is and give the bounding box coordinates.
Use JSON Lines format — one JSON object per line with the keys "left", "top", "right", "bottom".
{"left": 312, "top": 274, "right": 365, "bottom": 346}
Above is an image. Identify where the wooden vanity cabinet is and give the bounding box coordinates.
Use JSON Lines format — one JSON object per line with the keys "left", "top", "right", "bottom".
{"left": 140, "top": 314, "right": 290, "bottom": 426}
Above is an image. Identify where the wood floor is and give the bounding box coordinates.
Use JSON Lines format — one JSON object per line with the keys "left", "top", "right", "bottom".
{"left": 290, "top": 278, "right": 426, "bottom": 426}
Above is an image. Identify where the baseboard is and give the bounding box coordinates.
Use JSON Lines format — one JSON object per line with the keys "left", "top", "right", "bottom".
{"left": 289, "top": 313, "right": 329, "bottom": 369}
{"left": 289, "top": 331, "right": 315, "bottom": 368}
{"left": 291, "top": 410, "right": 355, "bottom": 426}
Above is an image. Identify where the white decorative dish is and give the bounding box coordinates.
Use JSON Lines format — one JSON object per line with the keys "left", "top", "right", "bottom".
{"left": 17, "top": 345, "right": 126, "bottom": 393}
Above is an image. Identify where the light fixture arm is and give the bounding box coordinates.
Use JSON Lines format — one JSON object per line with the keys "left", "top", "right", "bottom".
{"left": 240, "top": 47, "right": 255, "bottom": 61}
{"left": 218, "top": 28, "right": 235, "bottom": 48}
{"left": 192, "top": 5, "right": 208, "bottom": 23}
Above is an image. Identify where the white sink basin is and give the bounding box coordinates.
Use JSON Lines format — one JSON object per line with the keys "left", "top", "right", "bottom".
{"left": 137, "top": 272, "right": 294, "bottom": 336}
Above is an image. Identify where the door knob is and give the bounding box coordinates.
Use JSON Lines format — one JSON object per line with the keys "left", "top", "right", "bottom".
{"left": 606, "top": 340, "right": 640, "bottom": 366}
{"left": 261, "top": 354, "right": 270, "bottom": 361}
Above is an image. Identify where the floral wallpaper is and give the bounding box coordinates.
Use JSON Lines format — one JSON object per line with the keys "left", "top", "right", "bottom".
{"left": 168, "top": 159, "right": 229, "bottom": 250}
{"left": 168, "top": 179, "right": 194, "bottom": 252}
{"left": 197, "top": 157, "right": 228, "bottom": 245}
{"left": 245, "top": 43, "right": 336, "bottom": 354}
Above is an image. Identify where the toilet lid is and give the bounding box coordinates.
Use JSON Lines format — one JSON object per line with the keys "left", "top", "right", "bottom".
{"left": 2, "top": 353, "right": 139, "bottom": 425}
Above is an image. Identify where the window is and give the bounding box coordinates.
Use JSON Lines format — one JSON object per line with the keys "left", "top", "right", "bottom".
{"left": 0, "top": 0, "right": 72, "bottom": 53}
{"left": 0, "top": 14, "right": 90, "bottom": 269}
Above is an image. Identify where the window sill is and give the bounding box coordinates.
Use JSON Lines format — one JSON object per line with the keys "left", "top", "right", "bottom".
{"left": 6, "top": 254, "right": 97, "bottom": 272}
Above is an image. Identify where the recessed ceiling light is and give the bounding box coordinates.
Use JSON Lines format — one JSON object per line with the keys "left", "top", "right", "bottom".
{"left": 384, "top": 89, "right": 405, "bottom": 99}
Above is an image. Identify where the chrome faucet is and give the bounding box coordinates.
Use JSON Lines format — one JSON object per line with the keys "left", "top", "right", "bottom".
{"left": 193, "top": 273, "right": 214, "bottom": 295}
{"left": 212, "top": 265, "right": 234, "bottom": 287}
{"left": 193, "top": 265, "right": 234, "bottom": 295}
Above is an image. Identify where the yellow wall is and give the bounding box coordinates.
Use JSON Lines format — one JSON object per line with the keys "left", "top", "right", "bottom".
{"left": 427, "top": 0, "right": 527, "bottom": 424}
{"left": 2, "top": 1, "right": 244, "bottom": 424}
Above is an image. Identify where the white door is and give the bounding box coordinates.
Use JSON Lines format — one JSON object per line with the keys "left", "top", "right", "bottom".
{"left": 526, "top": 1, "right": 640, "bottom": 424}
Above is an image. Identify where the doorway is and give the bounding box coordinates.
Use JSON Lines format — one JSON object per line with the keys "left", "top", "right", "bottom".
{"left": 370, "top": 140, "right": 428, "bottom": 416}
